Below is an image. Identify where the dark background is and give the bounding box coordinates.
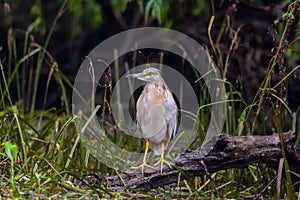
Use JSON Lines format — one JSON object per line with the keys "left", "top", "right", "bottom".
{"left": 0, "top": 0, "right": 299, "bottom": 127}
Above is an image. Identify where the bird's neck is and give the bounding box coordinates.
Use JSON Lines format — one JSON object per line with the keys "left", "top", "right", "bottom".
{"left": 147, "top": 78, "right": 166, "bottom": 86}
{"left": 145, "top": 82, "right": 169, "bottom": 92}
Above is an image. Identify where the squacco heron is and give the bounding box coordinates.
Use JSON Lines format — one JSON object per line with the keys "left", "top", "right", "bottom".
{"left": 127, "top": 67, "right": 178, "bottom": 175}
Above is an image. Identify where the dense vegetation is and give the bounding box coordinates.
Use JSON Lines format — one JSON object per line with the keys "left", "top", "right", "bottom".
{"left": 0, "top": 0, "right": 300, "bottom": 198}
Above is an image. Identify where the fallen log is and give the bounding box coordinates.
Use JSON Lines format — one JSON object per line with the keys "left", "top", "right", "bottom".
{"left": 87, "top": 131, "right": 300, "bottom": 192}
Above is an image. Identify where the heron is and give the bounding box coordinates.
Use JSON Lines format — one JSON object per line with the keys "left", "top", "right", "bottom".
{"left": 126, "top": 67, "right": 178, "bottom": 175}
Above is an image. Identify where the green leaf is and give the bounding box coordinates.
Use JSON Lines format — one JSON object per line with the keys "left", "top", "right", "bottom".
{"left": 144, "top": 0, "right": 154, "bottom": 23}
{"left": 111, "top": 0, "right": 129, "bottom": 12}
{"left": 4, "top": 141, "right": 18, "bottom": 162}
{"left": 87, "top": 1, "right": 102, "bottom": 29}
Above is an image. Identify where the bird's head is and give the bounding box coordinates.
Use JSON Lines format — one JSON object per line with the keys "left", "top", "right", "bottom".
{"left": 126, "top": 67, "right": 165, "bottom": 84}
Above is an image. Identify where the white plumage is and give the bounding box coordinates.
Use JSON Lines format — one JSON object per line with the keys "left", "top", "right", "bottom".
{"left": 127, "top": 67, "right": 178, "bottom": 174}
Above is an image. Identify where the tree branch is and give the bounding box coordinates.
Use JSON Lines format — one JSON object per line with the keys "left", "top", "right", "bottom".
{"left": 88, "top": 131, "right": 300, "bottom": 192}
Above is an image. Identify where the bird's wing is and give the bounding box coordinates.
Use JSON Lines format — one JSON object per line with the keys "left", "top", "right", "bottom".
{"left": 164, "top": 90, "right": 178, "bottom": 139}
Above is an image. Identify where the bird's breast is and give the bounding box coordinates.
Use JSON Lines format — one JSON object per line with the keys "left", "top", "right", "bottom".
{"left": 136, "top": 83, "right": 168, "bottom": 137}
{"left": 144, "top": 84, "right": 166, "bottom": 103}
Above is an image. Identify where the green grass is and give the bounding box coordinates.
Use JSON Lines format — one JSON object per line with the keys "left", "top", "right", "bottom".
{"left": 1, "top": 0, "right": 300, "bottom": 199}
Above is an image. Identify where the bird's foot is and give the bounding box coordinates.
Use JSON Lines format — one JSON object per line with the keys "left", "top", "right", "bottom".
{"left": 154, "top": 157, "right": 172, "bottom": 173}
{"left": 131, "top": 162, "right": 155, "bottom": 176}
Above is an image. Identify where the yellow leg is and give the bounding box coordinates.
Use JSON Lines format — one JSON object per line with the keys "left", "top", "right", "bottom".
{"left": 131, "top": 139, "right": 155, "bottom": 176}
{"left": 154, "top": 142, "right": 172, "bottom": 173}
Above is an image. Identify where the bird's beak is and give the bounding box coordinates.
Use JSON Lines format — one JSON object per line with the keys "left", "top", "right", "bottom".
{"left": 126, "top": 72, "right": 145, "bottom": 79}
